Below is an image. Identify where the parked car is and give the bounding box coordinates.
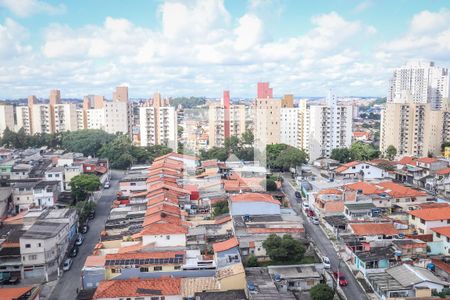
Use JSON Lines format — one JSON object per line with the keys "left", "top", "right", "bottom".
{"left": 333, "top": 272, "right": 348, "bottom": 286}
{"left": 88, "top": 210, "right": 96, "bottom": 220}
{"left": 80, "top": 224, "right": 89, "bottom": 234}
{"left": 302, "top": 202, "right": 310, "bottom": 211}
{"left": 311, "top": 217, "right": 320, "bottom": 225}
{"left": 322, "top": 257, "right": 331, "bottom": 269}
{"left": 307, "top": 210, "right": 316, "bottom": 218}
{"left": 294, "top": 191, "right": 302, "bottom": 198}
{"left": 63, "top": 258, "right": 73, "bottom": 271}
{"left": 69, "top": 246, "right": 79, "bottom": 258}
{"left": 75, "top": 234, "right": 84, "bottom": 246}
{"left": 104, "top": 182, "right": 110, "bottom": 189}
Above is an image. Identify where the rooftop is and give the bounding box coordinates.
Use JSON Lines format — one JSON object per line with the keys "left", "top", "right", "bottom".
{"left": 408, "top": 206, "right": 450, "bottom": 221}
{"left": 212, "top": 237, "right": 239, "bottom": 253}
{"left": 386, "top": 264, "right": 448, "bottom": 287}
{"left": 22, "top": 221, "right": 66, "bottom": 239}
{"left": 350, "top": 222, "right": 398, "bottom": 236}
{"left": 355, "top": 246, "right": 396, "bottom": 261}
{"left": 138, "top": 223, "right": 188, "bottom": 236}
{"left": 431, "top": 226, "right": 450, "bottom": 238}
{"left": 345, "top": 202, "right": 376, "bottom": 211}
{"left": 323, "top": 215, "right": 348, "bottom": 227}
{"left": 0, "top": 286, "right": 35, "bottom": 300}
{"left": 230, "top": 193, "right": 280, "bottom": 205}
{"left": 93, "top": 278, "right": 181, "bottom": 298}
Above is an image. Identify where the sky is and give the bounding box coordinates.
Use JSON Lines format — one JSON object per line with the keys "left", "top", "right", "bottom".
{"left": 0, "top": 0, "right": 450, "bottom": 99}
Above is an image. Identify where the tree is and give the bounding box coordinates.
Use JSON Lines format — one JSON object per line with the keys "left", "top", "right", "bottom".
{"left": 266, "top": 144, "right": 308, "bottom": 170}
{"left": 385, "top": 145, "right": 397, "bottom": 161}
{"left": 241, "top": 130, "right": 254, "bottom": 145}
{"left": 74, "top": 200, "right": 96, "bottom": 225}
{"left": 98, "top": 135, "right": 135, "bottom": 169}
{"left": 331, "top": 148, "right": 352, "bottom": 163}
{"left": 261, "top": 179, "right": 277, "bottom": 191}
{"left": 145, "top": 144, "right": 172, "bottom": 163}
{"left": 200, "top": 147, "right": 228, "bottom": 161}
{"left": 61, "top": 129, "right": 115, "bottom": 156}
{"left": 247, "top": 255, "right": 259, "bottom": 267}
{"left": 70, "top": 174, "right": 101, "bottom": 201}
{"left": 262, "top": 234, "right": 305, "bottom": 263}
{"left": 310, "top": 283, "right": 334, "bottom": 300}
{"left": 350, "top": 142, "right": 380, "bottom": 161}
{"left": 212, "top": 200, "right": 229, "bottom": 217}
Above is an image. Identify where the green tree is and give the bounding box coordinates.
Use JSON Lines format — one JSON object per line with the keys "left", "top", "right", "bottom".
{"left": 61, "top": 129, "right": 115, "bottom": 156}
{"left": 261, "top": 179, "right": 277, "bottom": 191}
{"left": 262, "top": 234, "right": 305, "bottom": 263}
{"left": 145, "top": 144, "right": 173, "bottom": 163}
{"left": 74, "top": 200, "right": 96, "bottom": 225}
{"left": 350, "top": 142, "right": 380, "bottom": 161}
{"left": 212, "top": 200, "right": 229, "bottom": 217}
{"left": 310, "top": 283, "right": 334, "bottom": 300}
{"left": 1, "top": 127, "right": 30, "bottom": 148}
{"left": 330, "top": 148, "right": 352, "bottom": 163}
{"left": 266, "top": 144, "right": 308, "bottom": 170}
{"left": 70, "top": 174, "right": 101, "bottom": 201}
{"left": 385, "top": 145, "right": 397, "bottom": 161}
{"left": 247, "top": 255, "right": 259, "bottom": 267}
{"left": 98, "top": 135, "right": 134, "bottom": 169}
{"left": 200, "top": 147, "right": 228, "bottom": 161}
{"left": 241, "top": 130, "right": 254, "bottom": 145}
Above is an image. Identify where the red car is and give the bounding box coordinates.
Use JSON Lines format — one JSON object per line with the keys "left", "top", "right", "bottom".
{"left": 333, "top": 272, "right": 348, "bottom": 286}
{"left": 307, "top": 210, "right": 315, "bottom": 217}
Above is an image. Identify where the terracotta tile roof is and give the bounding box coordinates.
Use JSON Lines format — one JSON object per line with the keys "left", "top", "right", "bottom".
{"left": 146, "top": 176, "right": 178, "bottom": 184}
{"left": 397, "top": 156, "right": 417, "bottom": 166}
{"left": 350, "top": 223, "right": 399, "bottom": 236}
{"left": 345, "top": 181, "right": 383, "bottom": 195}
{"left": 212, "top": 237, "right": 239, "bottom": 252}
{"left": 324, "top": 201, "right": 345, "bottom": 213}
{"left": 223, "top": 179, "right": 252, "bottom": 192}
{"left": 352, "top": 131, "right": 370, "bottom": 137}
{"left": 201, "top": 159, "right": 218, "bottom": 168}
{"left": 117, "top": 242, "right": 143, "bottom": 253}
{"left": 196, "top": 168, "right": 219, "bottom": 178}
{"left": 0, "top": 286, "right": 34, "bottom": 300}
{"left": 181, "top": 277, "right": 219, "bottom": 298}
{"left": 436, "top": 167, "right": 450, "bottom": 175}
{"left": 415, "top": 202, "right": 449, "bottom": 209}
{"left": 130, "top": 191, "right": 147, "bottom": 197}
{"left": 216, "top": 263, "right": 245, "bottom": 280}
{"left": 142, "top": 213, "right": 182, "bottom": 227}
{"left": 247, "top": 227, "right": 305, "bottom": 234}
{"left": 431, "top": 226, "right": 450, "bottom": 238}
{"left": 432, "top": 259, "right": 450, "bottom": 274}
{"left": 230, "top": 193, "right": 280, "bottom": 205}
{"left": 154, "top": 152, "right": 199, "bottom": 161}
{"left": 148, "top": 168, "right": 181, "bottom": 177}
{"left": 376, "top": 181, "right": 427, "bottom": 198}
{"left": 106, "top": 250, "right": 184, "bottom": 262}
{"left": 147, "top": 182, "right": 190, "bottom": 195}
{"left": 335, "top": 161, "right": 361, "bottom": 173}
{"left": 147, "top": 189, "right": 180, "bottom": 200}
{"left": 318, "top": 188, "right": 343, "bottom": 195}
{"left": 93, "top": 278, "right": 181, "bottom": 299}
{"left": 409, "top": 206, "right": 450, "bottom": 221}
{"left": 214, "top": 215, "right": 232, "bottom": 224}
{"left": 145, "top": 203, "right": 181, "bottom": 217}
{"left": 84, "top": 255, "right": 106, "bottom": 267}
{"left": 417, "top": 157, "right": 439, "bottom": 164}
{"left": 139, "top": 223, "right": 188, "bottom": 236}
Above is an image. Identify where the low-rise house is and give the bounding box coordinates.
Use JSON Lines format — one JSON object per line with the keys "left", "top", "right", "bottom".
{"left": 135, "top": 223, "right": 188, "bottom": 247}
{"left": 344, "top": 202, "right": 378, "bottom": 220}
{"left": 119, "top": 173, "right": 147, "bottom": 197}
{"left": 230, "top": 193, "right": 280, "bottom": 216}
{"left": 267, "top": 264, "right": 322, "bottom": 291}
{"left": 63, "top": 165, "right": 82, "bottom": 190}
{"left": 408, "top": 206, "right": 450, "bottom": 234}
{"left": 44, "top": 208, "right": 78, "bottom": 243}
{"left": 212, "top": 237, "right": 240, "bottom": 268}
{"left": 0, "top": 224, "right": 25, "bottom": 281}
{"left": 10, "top": 164, "right": 32, "bottom": 180}
{"left": 416, "top": 157, "right": 448, "bottom": 177}
{"left": 334, "top": 161, "right": 386, "bottom": 180}
{"left": 12, "top": 181, "right": 38, "bottom": 213}
{"left": 0, "top": 286, "right": 40, "bottom": 300}
{"left": 430, "top": 226, "right": 450, "bottom": 255}
{"left": 20, "top": 220, "right": 69, "bottom": 281}
{"left": 44, "top": 166, "right": 65, "bottom": 191}
{"left": 349, "top": 222, "right": 399, "bottom": 241}
{"left": 352, "top": 131, "right": 371, "bottom": 142}
{"left": 0, "top": 159, "right": 15, "bottom": 184}
{"left": 32, "top": 181, "right": 60, "bottom": 207}
{"left": 367, "top": 264, "right": 449, "bottom": 299}
{"left": 82, "top": 255, "right": 106, "bottom": 290}
{"left": 392, "top": 239, "right": 427, "bottom": 258}
{"left": 353, "top": 246, "right": 396, "bottom": 276}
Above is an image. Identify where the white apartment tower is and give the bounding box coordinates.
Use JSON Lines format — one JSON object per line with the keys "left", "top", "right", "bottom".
{"left": 15, "top": 106, "right": 31, "bottom": 134}
{"left": 139, "top": 93, "right": 177, "bottom": 150}
{"left": 388, "top": 61, "right": 450, "bottom": 110}
{"left": 308, "top": 91, "right": 352, "bottom": 161}
{"left": 0, "top": 104, "right": 15, "bottom": 136}
{"left": 54, "top": 103, "right": 78, "bottom": 132}
{"left": 280, "top": 107, "right": 299, "bottom": 148}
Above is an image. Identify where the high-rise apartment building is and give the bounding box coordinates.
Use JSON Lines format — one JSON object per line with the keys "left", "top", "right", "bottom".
{"left": 208, "top": 91, "right": 251, "bottom": 148}
{"left": 388, "top": 61, "right": 450, "bottom": 110}
{"left": 380, "top": 101, "right": 445, "bottom": 157}
{"left": 53, "top": 103, "right": 78, "bottom": 133}
{"left": 308, "top": 92, "right": 352, "bottom": 161}
{"left": 31, "top": 103, "right": 53, "bottom": 134}
{"left": 297, "top": 99, "right": 310, "bottom": 151}
{"left": 0, "top": 104, "right": 14, "bottom": 136}
{"left": 280, "top": 107, "right": 299, "bottom": 148}
{"left": 139, "top": 93, "right": 177, "bottom": 150}
{"left": 254, "top": 83, "right": 281, "bottom": 148}
{"left": 112, "top": 86, "right": 128, "bottom": 102}
{"left": 15, "top": 106, "right": 31, "bottom": 134}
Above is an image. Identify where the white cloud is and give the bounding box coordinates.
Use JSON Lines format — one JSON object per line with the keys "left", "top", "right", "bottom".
{"left": 234, "top": 14, "right": 264, "bottom": 51}
{"left": 0, "top": 0, "right": 66, "bottom": 18}
{"left": 353, "top": 0, "right": 373, "bottom": 13}
{"left": 0, "top": 18, "right": 31, "bottom": 58}
{"left": 410, "top": 9, "right": 450, "bottom": 34}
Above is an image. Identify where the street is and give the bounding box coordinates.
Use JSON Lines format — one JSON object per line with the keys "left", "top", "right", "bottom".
{"left": 281, "top": 175, "right": 368, "bottom": 300}
{"left": 49, "top": 170, "right": 123, "bottom": 300}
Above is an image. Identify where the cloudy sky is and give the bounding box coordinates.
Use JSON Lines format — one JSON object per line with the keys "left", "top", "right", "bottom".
{"left": 1, "top": 0, "right": 450, "bottom": 99}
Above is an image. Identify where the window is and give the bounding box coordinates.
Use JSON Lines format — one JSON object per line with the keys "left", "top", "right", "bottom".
{"left": 420, "top": 219, "right": 425, "bottom": 224}
{"left": 411, "top": 215, "right": 415, "bottom": 220}
{"left": 29, "top": 254, "right": 37, "bottom": 260}
{"left": 139, "top": 267, "right": 149, "bottom": 272}
{"left": 25, "top": 244, "right": 31, "bottom": 248}
{"left": 111, "top": 268, "right": 122, "bottom": 273}
{"left": 166, "top": 235, "right": 170, "bottom": 240}
{"left": 48, "top": 174, "right": 52, "bottom": 178}
{"left": 38, "top": 243, "right": 41, "bottom": 247}
{"left": 437, "top": 233, "right": 441, "bottom": 238}
{"left": 174, "top": 266, "right": 181, "bottom": 270}
{"left": 154, "top": 266, "right": 162, "bottom": 271}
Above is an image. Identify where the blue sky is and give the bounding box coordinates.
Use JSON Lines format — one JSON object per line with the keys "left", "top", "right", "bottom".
{"left": 0, "top": 0, "right": 450, "bottom": 98}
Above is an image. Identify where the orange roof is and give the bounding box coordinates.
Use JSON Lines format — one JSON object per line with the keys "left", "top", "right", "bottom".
{"left": 352, "top": 131, "right": 370, "bottom": 137}
{"left": 223, "top": 179, "right": 252, "bottom": 192}
{"left": 212, "top": 237, "right": 239, "bottom": 252}
{"left": 247, "top": 227, "right": 305, "bottom": 234}
{"left": 145, "top": 203, "right": 181, "bottom": 217}
{"left": 417, "top": 157, "right": 438, "bottom": 164}
{"left": 146, "top": 176, "right": 178, "bottom": 184}
{"left": 432, "top": 259, "right": 450, "bottom": 274}
{"left": 142, "top": 213, "right": 182, "bottom": 227}
{"left": 318, "top": 188, "right": 343, "bottom": 195}
{"left": 397, "top": 156, "right": 417, "bottom": 166}
{"left": 139, "top": 223, "right": 188, "bottom": 236}
{"left": 0, "top": 286, "right": 34, "bottom": 300}
{"left": 130, "top": 191, "right": 147, "bottom": 197}
{"left": 431, "top": 226, "right": 450, "bottom": 238}
{"left": 154, "top": 152, "right": 199, "bottom": 162}
{"left": 106, "top": 250, "right": 184, "bottom": 262}
{"left": 415, "top": 202, "right": 449, "bottom": 209}
{"left": 230, "top": 193, "right": 280, "bottom": 205}
{"left": 118, "top": 242, "right": 143, "bottom": 254}
{"left": 324, "top": 201, "right": 345, "bottom": 213}
{"left": 93, "top": 278, "right": 181, "bottom": 299}
{"left": 202, "top": 159, "right": 218, "bottom": 168}
{"left": 148, "top": 168, "right": 181, "bottom": 177}
{"left": 345, "top": 181, "right": 383, "bottom": 195}
{"left": 350, "top": 223, "right": 399, "bottom": 236}
{"left": 436, "top": 167, "right": 450, "bottom": 175}
{"left": 215, "top": 215, "right": 232, "bottom": 224}
{"left": 147, "top": 182, "right": 190, "bottom": 195}
{"left": 84, "top": 255, "right": 106, "bottom": 267}
{"left": 376, "top": 181, "right": 427, "bottom": 198}
{"left": 335, "top": 161, "right": 361, "bottom": 173}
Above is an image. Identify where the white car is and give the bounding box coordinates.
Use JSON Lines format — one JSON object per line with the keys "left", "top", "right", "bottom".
{"left": 311, "top": 217, "right": 320, "bottom": 225}
{"left": 302, "top": 202, "right": 310, "bottom": 211}
{"left": 322, "top": 256, "right": 331, "bottom": 269}
{"left": 63, "top": 258, "right": 73, "bottom": 271}
{"left": 75, "top": 234, "right": 84, "bottom": 246}
{"left": 104, "top": 182, "right": 110, "bottom": 189}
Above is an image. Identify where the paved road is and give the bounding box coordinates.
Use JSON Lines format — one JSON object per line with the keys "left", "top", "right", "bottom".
{"left": 281, "top": 175, "right": 368, "bottom": 300}
{"left": 49, "top": 170, "right": 123, "bottom": 300}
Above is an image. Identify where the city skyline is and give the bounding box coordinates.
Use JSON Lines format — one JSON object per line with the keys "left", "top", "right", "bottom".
{"left": 0, "top": 0, "right": 450, "bottom": 98}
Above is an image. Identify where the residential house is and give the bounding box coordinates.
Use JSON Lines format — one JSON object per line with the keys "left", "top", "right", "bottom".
{"left": 430, "top": 226, "right": 450, "bottom": 255}
{"left": 63, "top": 164, "right": 82, "bottom": 190}
{"left": 353, "top": 246, "right": 396, "bottom": 277}
{"left": 10, "top": 164, "right": 32, "bottom": 180}
{"left": 32, "top": 181, "right": 60, "bottom": 207}
{"left": 0, "top": 286, "right": 40, "bottom": 300}
{"left": 352, "top": 131, "right": 371, "bottom": 142}
{"left": 344, "top": 202, "right": 378, "bottom": 220}
{"left": 230, "top": 193, "right": 281, "bottom": 216}
{"left": 334, "top": 161, "right": 386, "bottom": 180}
{"left": 0, "top": 224, "right": 25, "bottom": 281}
{"left": 349, "top": 222, "right": 399, "bottom": 241}
{"left": 44, "top": 166, "right": 64, "bottom": 191}
{"left": 11, "top": 181, "right": 38, "bottom": 212}
{"left": 81, "top": 255, "right": 106, "bottom": 290}
{"left": 408, "top": 206, "right": 450, "bottom": 234}
{"left": 267, "top": 264, "right": 322, "bottom": 291}
{"left": 119, "top": 173, "right": 148, "bottom": 197}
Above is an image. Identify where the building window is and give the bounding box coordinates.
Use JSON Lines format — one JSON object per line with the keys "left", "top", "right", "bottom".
{"left": 174, "top": 266, "right": 181, "bottom": 270}
{"left": 25, "top": 244, "right": 31, "bottom": 248}
{"left": 139, "top": 267, "right": 149, "bottom": 272}
{"left": 38, "top": 243, "right": 41, "bottom": 247}
{"left": 166, "top": 235, "right": 170, "bottom": 240}
{"left": 420, "top": 219, "right": 425, "bottom": 224}
{"left": 411, "top": 215, "right": 415, "bottom": 220}
{"left": 154, "top": 266, "right": 162, "bottom": 271}
{"left": 29, "top": 254, "right": 37, "bottom": 260}
{"left": 437, "top": 233, "right": 441, "bottom": 238}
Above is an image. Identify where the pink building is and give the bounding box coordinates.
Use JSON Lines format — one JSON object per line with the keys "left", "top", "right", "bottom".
{"left": 257, "top": 82, "right": 273, "bottom": 98}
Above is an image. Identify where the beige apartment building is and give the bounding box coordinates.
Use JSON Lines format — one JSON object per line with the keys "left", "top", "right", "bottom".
{"left": 208, "top": 103, "right": 250, "bottom": 147}
{"left": 139, "top": 93, "right": 177, "bottom": 150}
{"left": 254, "top": 97, "right": 281, "bottom": 148}
{"left": 54, "top": 103, "right": 78, "bottom": 132}
{"left": 15, "top": 105, "right": 32, "bottom": 134}
{"left": 380, "top": 101, "right": 446, "bottom": 157}
{"left": 31, "top": 103, "right": 53, "bottom": 134}
{"left": 0, "top": 104, "right": 15, "bottom": 136}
